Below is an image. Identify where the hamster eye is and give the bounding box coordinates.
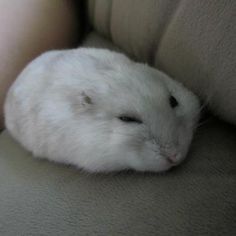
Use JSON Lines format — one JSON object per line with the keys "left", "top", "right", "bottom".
{"left": 118, "top": 116, "right": 142, "bottom": 124}
{"left": 169, "top": 95, "right": 179, "bottom": 108}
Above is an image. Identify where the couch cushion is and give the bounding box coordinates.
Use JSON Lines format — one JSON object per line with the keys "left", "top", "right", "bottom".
{"left": 81, "top": 30, "right": 121, "bottom": 51}
{"left": 0, "top": 109, "right": 235, "bottom": 236}
{"left": 87, "top": 0, "right": 236, "bottom": 125}
{"left": 0, "top": 31, "right": 235, "bottom": 236}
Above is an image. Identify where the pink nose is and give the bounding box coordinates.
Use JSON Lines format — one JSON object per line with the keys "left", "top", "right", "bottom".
{"left": 167, "top": 154, "right": 178, "bottom": 165}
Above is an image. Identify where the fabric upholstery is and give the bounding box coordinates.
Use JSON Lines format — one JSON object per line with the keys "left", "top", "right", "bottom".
{"left": 81, "top": 30, "right": 120, "bottom": 51}
{"left": 87, "top": 0, "right": 113, "bottom": 38}
{"left": 0, "top": 32, "right": 235, "bottom": 236}
{"left": 0, "top": 111, "right": 235, "bottom": 235}
{"left": 88, "top": 0, "right": 236, "bottom": 125}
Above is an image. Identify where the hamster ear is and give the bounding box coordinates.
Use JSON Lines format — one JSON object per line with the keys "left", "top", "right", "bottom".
{"left": 81, "top": 91, "right": 94, "bottom": 107}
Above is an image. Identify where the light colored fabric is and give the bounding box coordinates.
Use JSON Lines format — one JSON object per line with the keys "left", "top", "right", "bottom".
{"left": 0, "top": 114, "right": 235, "bottom": 235}
{"left": 0, "top": 32, "right": 235, "bottom": 236}
{"left": 87, "top": 0, "right": 113, "bottom": 38}
{"left": 111, "top": 0, "right": 179, "bottom": 63}
{"left": 156, "top": 0, "right": 236, "bottom": 125}
{"left": 88, "top": 0, "right": 236, "bottom": 125}
{"left": 81, "top": 31, "right": 120, "bottom": 51}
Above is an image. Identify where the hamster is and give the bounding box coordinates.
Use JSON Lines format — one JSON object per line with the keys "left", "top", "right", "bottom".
{"left": 4, "top": 48, "right": 200, "bottom": 172}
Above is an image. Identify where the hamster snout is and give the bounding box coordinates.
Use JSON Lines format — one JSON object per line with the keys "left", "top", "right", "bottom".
{"left": 166, "top": 154, "right": 179, "bottom": 165}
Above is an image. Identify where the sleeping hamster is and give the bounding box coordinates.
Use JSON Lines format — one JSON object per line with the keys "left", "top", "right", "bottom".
{"left": 4, "top": 48, "right": 200, "bottom": 172}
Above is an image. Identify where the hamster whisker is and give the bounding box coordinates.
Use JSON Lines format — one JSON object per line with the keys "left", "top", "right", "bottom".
{"left": 196, "top": 117, "right": 213, "bottom": 128}
{"left": 197, "top": 91, "right": 216, "bottom": 113}
{"left": 198, "top": 100, "right": 210, "bottom": 112}
{"left": 113, "top": 131, "right": 139, "bottom": 138}
{"left": 196, "top": 105, "right": 213, "bottom": 128}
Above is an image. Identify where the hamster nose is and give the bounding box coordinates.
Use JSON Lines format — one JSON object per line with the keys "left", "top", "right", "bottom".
{"left": 166, "top": 154, "right": 178, "bottom": 165}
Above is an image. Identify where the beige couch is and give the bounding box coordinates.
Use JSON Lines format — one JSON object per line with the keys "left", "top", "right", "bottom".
{"left": 0, "top": 1, "right": 235, "bottom": 235}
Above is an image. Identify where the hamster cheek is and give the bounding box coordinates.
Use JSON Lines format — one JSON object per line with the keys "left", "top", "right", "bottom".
{"left": 177, "top": 127, "right": 194, "bottom": 160}
{"left": 127, "top": 140, "right": 172, "bottom": 172}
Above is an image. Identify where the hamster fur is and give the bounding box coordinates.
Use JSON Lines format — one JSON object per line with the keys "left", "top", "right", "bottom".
{"left": 4, "top": 48, "right": 200, "bottom": 172}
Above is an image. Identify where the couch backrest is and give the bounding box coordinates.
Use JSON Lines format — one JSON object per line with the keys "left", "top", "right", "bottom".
{"left": 87, "top": 0, "right": 236, "bottom": 125}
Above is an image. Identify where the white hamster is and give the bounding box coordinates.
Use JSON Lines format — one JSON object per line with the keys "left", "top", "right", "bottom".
{"left": 4, "top": 48, "right": 200, "bottom": 172}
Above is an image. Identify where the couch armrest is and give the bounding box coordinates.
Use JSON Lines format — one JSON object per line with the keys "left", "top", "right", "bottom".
{"left": 0, "top": 0, "right": 82, "bottom": 129}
